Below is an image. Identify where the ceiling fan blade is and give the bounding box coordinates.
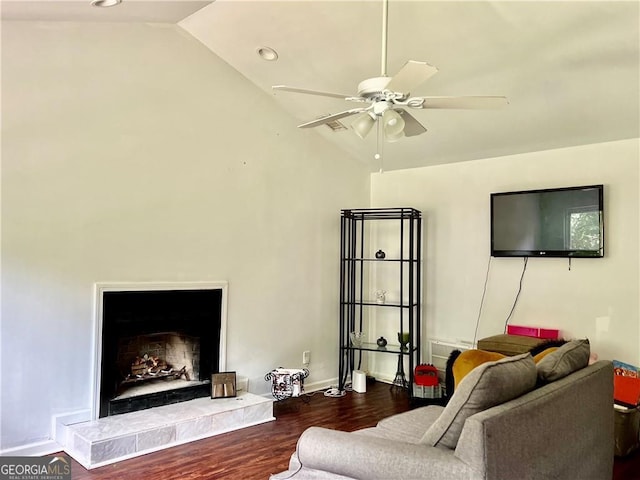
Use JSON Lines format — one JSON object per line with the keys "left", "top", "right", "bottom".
{"left": 298, "top": 108, "right": 367, "bottom": 128}
{"left": 417, "top": 96, "right": 509, "bottom": 110}
{"left": 397, "top": 110, "right": 427, "bottom": 137}
{"left": 385, "top": 61, "right": 438, "bottom": 94}
{"left": 272, "top": 85, "right": 353, "bottom": 100}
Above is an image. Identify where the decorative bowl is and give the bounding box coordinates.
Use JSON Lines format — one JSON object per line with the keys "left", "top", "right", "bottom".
{"left": 349, "top": 331, "right": 364, "bottom": 347}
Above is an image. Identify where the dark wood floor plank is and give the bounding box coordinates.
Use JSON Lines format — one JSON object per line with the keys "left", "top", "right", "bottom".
{"left": 58, "top": 381, "right": 640, "bottom": 479}
{"left": 65, "top": 383, "right": 410, "bottom": 479}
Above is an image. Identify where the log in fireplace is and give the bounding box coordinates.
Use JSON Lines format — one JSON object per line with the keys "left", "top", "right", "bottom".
{"left": 98, "top": 287, "right": 223, "bottom": 417}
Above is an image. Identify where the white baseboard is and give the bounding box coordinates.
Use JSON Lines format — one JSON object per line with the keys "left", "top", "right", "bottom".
{"left": 0, "top": 409, "right": 93, "bottom": 457}
{"left": 368, "top": 371, "right": 394, "bottom": 384}
{"left": 0, "top": 440, "right": 62, "bottom": 457}
{"left": 304, "top": 377, "right": 339, "bottom": 393}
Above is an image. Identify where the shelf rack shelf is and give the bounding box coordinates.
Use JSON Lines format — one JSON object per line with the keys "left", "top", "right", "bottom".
{"left": 339, "top": 207, "right": 422, "bottom": 395}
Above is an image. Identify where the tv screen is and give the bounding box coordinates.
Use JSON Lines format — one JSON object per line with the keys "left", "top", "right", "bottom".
{"left": 491, "top": 185, "right": 604, "bottom": 258}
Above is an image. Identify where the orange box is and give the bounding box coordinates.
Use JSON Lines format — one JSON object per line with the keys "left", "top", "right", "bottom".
{"left": 614, "top": 375, "right": 640, "bottom": 408}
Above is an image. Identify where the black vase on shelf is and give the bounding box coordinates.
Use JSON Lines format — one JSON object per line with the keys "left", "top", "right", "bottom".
{"left": 375, "top": 250, "right": 386, "bottom": 259}
{"left": 376, "top": 336, "right": 388, "bottom": 348}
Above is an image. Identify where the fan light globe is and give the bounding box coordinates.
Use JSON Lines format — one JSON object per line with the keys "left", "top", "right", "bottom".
{"left": 383, "top": 109, "right": 405, "bottom": 137}
{"left": 351, "top": 113, "right": 376, "bottom": 139}
{"left": 385, "top": 129, "right": 405, "bottom": 143}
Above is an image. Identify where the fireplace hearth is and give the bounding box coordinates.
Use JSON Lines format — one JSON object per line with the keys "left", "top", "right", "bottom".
{"left": 97, "top": 285, "right": 225, "bottom": 418}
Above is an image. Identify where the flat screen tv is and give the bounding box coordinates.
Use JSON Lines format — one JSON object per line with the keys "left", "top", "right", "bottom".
{"left": 491, "top": 185, "right": 604, "bottom": 258}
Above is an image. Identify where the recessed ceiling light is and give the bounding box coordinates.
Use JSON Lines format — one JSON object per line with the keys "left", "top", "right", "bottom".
{"left": 257, "top": 47, "right": 278, "bottom": 61}
{"left": 91, "top": 0, "right": 122, "bottom": 7}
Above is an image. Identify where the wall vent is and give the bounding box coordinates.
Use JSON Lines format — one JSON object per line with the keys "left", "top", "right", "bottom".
{"left": 324, "top": 120, "right": 347, "bottom": 131}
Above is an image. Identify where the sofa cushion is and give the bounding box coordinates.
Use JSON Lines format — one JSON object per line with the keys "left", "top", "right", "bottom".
{"left": 421, "top": 352, "right": 537, "bottom": 449}
{"left": 536, "top": 338, "right": 590, "bottom": 383}
{"left": 451, "top": 349, "right": 506, "bottom": 389}
{"left": 371, "top": 405, "right": 444, "bottom": 443}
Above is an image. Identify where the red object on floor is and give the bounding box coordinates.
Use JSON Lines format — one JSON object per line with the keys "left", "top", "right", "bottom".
{"left": 414, "top": 364, "right": 439, "bottom": 387}
{"left": 614, "top": 375, "right": 640, "bottom": 408}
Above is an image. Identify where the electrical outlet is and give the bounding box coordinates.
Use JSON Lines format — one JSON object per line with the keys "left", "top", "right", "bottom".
{"left": 302, "top": 350, "right": 311, "bottom": 365}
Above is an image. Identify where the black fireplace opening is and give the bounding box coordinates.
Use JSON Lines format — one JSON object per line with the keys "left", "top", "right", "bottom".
{"left": 99, "top": 288, "right": 222, "bottom": 417}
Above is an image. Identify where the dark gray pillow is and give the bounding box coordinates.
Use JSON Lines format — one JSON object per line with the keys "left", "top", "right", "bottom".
{"left": 421, "top": 352, "right": 537, "bottom": 449}
{"left": 536, "top": 338, "right": 590, "bottom": 383}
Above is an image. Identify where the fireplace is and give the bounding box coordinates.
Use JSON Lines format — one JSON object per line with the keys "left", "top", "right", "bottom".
{"left": 94, "top": 283, "right": 227, "bottom": 418}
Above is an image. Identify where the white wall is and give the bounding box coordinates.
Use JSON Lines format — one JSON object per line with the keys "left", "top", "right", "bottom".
{"left": 3, "top": 20, "right": 636, "bottom": 455}
{"left": 371, "top": 139, "right": 639, "bottom": 367}
{"left": 0, "top": 22, "right": 370, "bottom": 450}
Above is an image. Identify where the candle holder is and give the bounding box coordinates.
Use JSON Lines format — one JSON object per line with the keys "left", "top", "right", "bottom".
{"left": 398, "top": 332, "right": 410, "bottom": 351}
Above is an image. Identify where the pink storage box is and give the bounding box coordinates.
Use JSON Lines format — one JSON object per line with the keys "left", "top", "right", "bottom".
{"left": 507, "top": 325, "right": 559, "bottom": 339}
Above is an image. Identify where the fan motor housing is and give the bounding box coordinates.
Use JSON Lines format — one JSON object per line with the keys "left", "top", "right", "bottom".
{"left": 357, "top": 76, "right": 393, "bottom": 99}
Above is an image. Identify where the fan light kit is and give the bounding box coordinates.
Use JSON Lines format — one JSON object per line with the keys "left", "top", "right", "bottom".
{"left": 257, "top": 47, "right": 279, "bottom": 61}
{"left": 273, "top": 0, "right": 507, "bottom": 145}
{"left": 90, "top": 0, "right": 122, "bottom": 7}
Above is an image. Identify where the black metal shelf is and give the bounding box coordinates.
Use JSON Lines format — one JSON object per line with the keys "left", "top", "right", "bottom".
{"left": 341, "top": 258, "right": 420, "bottom": 262}
{"left": 340, "top": 343, "right": 418, "bottom": 355}
{"left": 341, "top": 301, "right": 419, "bottom": 308}
{"left": 339, "top": 207, "right": 422, "bottom": 396}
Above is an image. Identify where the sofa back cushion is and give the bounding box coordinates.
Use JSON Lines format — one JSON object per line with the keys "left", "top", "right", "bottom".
{"left": 536, "top": 338, "right": 590, "bottom": 383}
{"left": 421, "top": 352, "right": 537, "bottom": 449}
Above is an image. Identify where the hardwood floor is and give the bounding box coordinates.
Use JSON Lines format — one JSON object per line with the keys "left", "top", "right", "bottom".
{"left": 65, "top": 382, "right": 410, "bottom": 480}
{"left": 61, "top": 381, "right": 640, "bottom": 479}
{"left": 614, "top": 449, "right": 640, "bottom": 480}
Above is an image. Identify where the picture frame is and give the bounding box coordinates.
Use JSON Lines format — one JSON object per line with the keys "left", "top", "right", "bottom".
{"left": 211, "top": 371, "right": 237, "bottom": 399}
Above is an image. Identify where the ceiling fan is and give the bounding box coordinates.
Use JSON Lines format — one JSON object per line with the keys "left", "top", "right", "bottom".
{"left": 272, "top": 0, "right": 508, "bottom": 143}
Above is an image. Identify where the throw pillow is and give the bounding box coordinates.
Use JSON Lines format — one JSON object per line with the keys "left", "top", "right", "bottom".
{"left": 451, "top": 349, "right": 506, "bottom": 388}
{"left": 536, "top": 338, "right": 590, "bottom": 383}
{"left": 421, "top": 352, "right": 537, "bottom": 449}
{"left": 532, "top": 347, "right": 559, "bottom": 363}
{"left": 446, "top": 346, "right": 560, "bottom": 396}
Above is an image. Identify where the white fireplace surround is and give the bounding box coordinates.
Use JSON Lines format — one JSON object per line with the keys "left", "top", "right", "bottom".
{"left": 56, "top": 280, "right": 272, "bottom": 469}
{"left": 91, "top": 281, "right": 228, "bottom": 420}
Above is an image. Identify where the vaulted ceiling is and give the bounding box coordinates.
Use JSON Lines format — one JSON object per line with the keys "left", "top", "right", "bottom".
{"left": 3, "top": 0, "right": 639, "bottom": 171}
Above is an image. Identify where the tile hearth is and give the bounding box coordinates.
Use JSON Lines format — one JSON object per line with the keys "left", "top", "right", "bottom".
{"left": 64, "top": 392, "right": 274, "bottom": 469}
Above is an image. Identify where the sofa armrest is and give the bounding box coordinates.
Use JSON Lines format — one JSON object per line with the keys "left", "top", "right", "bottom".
{"left": 455, "top": 361, "right": 614, "bottom": 480}
{"left": 295, "top": 427, "right": 478, "bottom": 480}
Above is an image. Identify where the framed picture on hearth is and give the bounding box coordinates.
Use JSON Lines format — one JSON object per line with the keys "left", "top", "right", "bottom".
{"left": 211, "top": 371, "right": 237, "bottom": 399}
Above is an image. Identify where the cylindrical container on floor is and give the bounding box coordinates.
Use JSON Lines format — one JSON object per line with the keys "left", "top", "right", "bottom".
{"left": 353, "top": 370, "right": 367, "bottom": 393}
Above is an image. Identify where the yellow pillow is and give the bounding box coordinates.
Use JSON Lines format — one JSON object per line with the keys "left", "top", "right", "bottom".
{"left": 452, "top": 347, "right": 559, "bottom": 388}
{"left": 532, "top": 347, "right": 558, "bottom": 363}
{"left": 452, "top": 350, "right": 505, "bottom": 388}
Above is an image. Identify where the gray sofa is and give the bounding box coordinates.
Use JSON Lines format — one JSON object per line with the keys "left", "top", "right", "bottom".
{"left": 271, "top": 348, "right": 614, "bottom": 480}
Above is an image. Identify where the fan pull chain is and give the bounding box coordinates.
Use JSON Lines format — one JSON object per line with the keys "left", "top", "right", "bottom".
{"left": 376, "top": 120, "right": 384, "bottom": 173}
